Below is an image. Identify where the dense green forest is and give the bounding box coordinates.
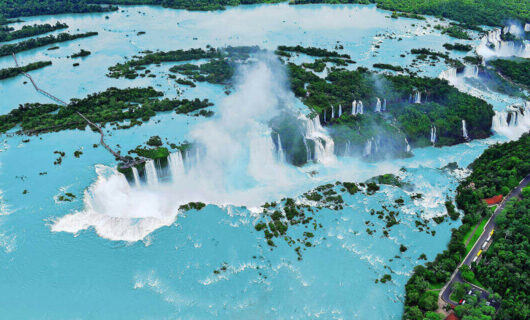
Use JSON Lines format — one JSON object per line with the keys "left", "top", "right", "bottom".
{"left": 288, "top": 63, "right": 494, "bottom": 158}
{"left": 291, "top": 0, "right": 529, "bottom": 27}
{"left": 489, "top": 58, "right": 530, "bottom": 87}
{"left": 403, "top": 133, "right": 530, "bottom": 319}
{"left": 0, "top": 1, "right": 117, "bottom": 18}
{"left": 0, "top": 60, "right": 52, "bottom": 80}
{"left": 0, "top": 22, "right": 68, "bottom": 42}
{"left": 474, "top": 195, "right": 529, "bottom": 319}
{"left": 0, "top": 31, "right": 98, "bottom": 56}
{"left": 0, "top": 87, "right": 212, "bottom": 134}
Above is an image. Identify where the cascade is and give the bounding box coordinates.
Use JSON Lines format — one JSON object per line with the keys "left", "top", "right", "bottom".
{"left": 382, "top": 99, "right": 387, "bottom": 111}
{"left": 344, "top": 141, "right": 351, "bottom": 156}
{"left": 304, "top": 115, "right": 336, "bottom": 164}
{"left": 168, "top": 151, "right": 185, "bottom": 180}
{"left": 323, "top": 110, "right": 327, "bottom": 122}
{"left": 276, "top": 133, "right": 285, "bottom": 162}
{"left": 478, "top": 28, "right": 530, "bottom": 58}
{"left": 331, "top": 105, "right": 335, "bottom": 118}
{"left": 358, "top": 101, "right": 364, "bottom": 114}
{"left": 405, "top": 138, "right": 411, "bottom": 153}
{"left": 464, "top": 65, "right": 479, "bottom": 78}
{"left": 414, "top": 91, "right": 421, "bottom": 104}
{"left": 375, "top": 98, "right": 381, "bottom": 112}
{"left": 526, "top": 23, "right": 530, "bottom": 32}
{"left": 145, "top": 159, "right": 159, "bottom": 185}
{"left": 338, "top": 104, "right": 342, "bottom": 117}
{"left": 462, "top": 120, "right": 469, "bottom": 140}
{"left": 363, "top": 138, "right": 373, "bottom": 156}
{"left": 351, "top": 100, "right": 357, "bottom": 115}
{"left": 430, "top": 126, "right": 437, "bottom": 144}
{"left": 492, "top": 102, "right": 530, "bottom": 138}
{"left": 132, "top": 167, "right": 141, "bottom": 186}
{"left": 439, "top": 67, "right": 457, "bottom": 80}
{"left": 303, "top": 137, "right": 311, "bottom": 162}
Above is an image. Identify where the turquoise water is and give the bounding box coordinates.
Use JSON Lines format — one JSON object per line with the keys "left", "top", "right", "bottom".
{"left": 0, "top": 3, "right": 526, "bottom": 319}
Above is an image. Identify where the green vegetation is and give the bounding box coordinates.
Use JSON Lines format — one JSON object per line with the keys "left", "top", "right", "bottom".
{"left": 0, "top": 31, "right": 98, "bottom": 57}
{"left": 71, "top": 49, "right": 91, "bottom": 58}
{"left": 372, "top": 63, "right": 404, "bottom": 72}
{"left": 403, "top": 133, "right": 530, "bottom": 319}
{"left": 0, "top": 60, "right": 51, "bottom": 80}
{"left": 288, "top": 63, "right": 494, "bottom": 159}
{"left": 179, "top": 202, "right": 206, "bottom": 211}
{"left": 0, "top": 1, "right": 116, "bottom": 19}
{"left": 108, "top": 46, "right": 257, "bottom": 80}
{"left": 489, "top": 58, "right": 530, "bottom": 87}
{"left": 474, "top": 195, "right": 530, "bottom": 319}
{"left": 277, "top": 45, "right": 350, "bottom": 59}
{"left": 443, "top": 42, "right": 472, "bottom": 52}
{"left": 0, "top": 22, "right": 68, "bottom": 42}
{"left": 463, "top": 218, "right": 487, "bottom": 254}
{"left": 440, "top": 25, "right": 471, "bottom": 40}
{"left": 290, "top": 0, "right": 530, "bottom": 27}
{"left": 0, "top": 87, "right": 212, "bottom": 134}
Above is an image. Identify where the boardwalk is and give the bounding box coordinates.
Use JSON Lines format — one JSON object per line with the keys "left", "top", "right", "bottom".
{"left": 11, "top": 53, "right": 134, "bottom": 164}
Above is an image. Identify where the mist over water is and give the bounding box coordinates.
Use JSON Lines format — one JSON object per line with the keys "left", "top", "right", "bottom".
{"left": 52, "top": 55, "right": 342, "bottom": 240}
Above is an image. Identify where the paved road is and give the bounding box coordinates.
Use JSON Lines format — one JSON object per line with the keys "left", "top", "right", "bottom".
{"left": 440, "top": 174, "right": 530, "bottom": 305}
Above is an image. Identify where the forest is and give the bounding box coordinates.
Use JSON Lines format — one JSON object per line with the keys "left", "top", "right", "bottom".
{"left": 290, "top": 0, "right": 529, "bottom": 27}
{"left": 0, "top": 22, "right": 68, "bottom": 42}
{"left": 0, "top": 60, "right": 52, "bottom": 80}
{"left": 288, "top": 63, "right": 494, "bottom": 159}
{"left": 0, "top": 31, "right": 98, "bottom": 56}
{"left": 0, "top": 1, "right": 528, "bottom": 29}
{"left": 489, "top": 58, "right": 530, "bottom": 88}
{"left": 0, "top": 87, "right": 212, "bottom": 134}
{"left": 403, "top": 133, "right": 530, "bottom": 319}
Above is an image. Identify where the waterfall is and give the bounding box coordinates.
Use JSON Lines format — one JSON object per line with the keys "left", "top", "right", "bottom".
{"left": 338, "top": 104, "right": 342, "bottom": 117}
{"left": 414, "top": 91, "right": 421, "bottom": 104}
{"left": 478, "top": 28, "right": 530, "bottom": 58}
{"left": 363, "top": 138, "right": 373, "bottom": 157}
{"left": 132, "top": 167, "right": 141, "bottom": 186}
{"left": 525, "top": 23, "right": 530, "bottom": 32}
{"left": 145, "top": 159, "right": 159, "bottom": 185}
{"left": 430, "top": 126, "right": 437, "bottom": 144}
{"left": 492, "top": 102, "right": 530, "bottom": 139}
{"left": 439, "top": 67, "right": 458, "bottom": 80}
{"left": 276, "top": 133, "right": 285, "bottom": 162}
{"left": 464, "top": 65, "right": 479, "bottom": 78}
{"left": 352, "top": 100, "right": 357, "bottom": 115}
{"left": 405, "top": 138, "right": 411, "bottom": 153}
{"left": 375, "top": 98, "right": 381, "bottom": 112}
{"left": 331, "top": 105, "right": 335, "bottom": 118}
{"left": 168, "top": 151, "right": 185, "bottom": 181}
{"left": 304, "top": 115, "right": 336, "bottom": 164}
{"left": 358, "top": 101, "right": 364, "bottom": 114}
{"left": 303, "top": 137, "right": 311, "bottom": 162}
{"left": 462, "top": 120, "right": 469, "bottom": 140}
{"left": 323, "top": 110, "right": 327, "bottom": 122}
{"left": 382, "top": 99, "right": 387, "bottom": 112}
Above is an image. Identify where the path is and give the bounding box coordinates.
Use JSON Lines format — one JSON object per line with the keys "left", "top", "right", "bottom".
{"left": 439, "top": 174, "right": 530, "bottom": 306}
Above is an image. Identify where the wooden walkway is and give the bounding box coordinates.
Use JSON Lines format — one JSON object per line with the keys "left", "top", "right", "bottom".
{"left": 11, "top": 53, "right": 136, "bottom": 165}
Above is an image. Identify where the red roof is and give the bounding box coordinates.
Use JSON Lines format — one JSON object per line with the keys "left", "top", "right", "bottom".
{"left": 484, "top": 194, "right": 503, "bottom": 205}
{"left": 446, "top": 313, "right": 460, "bottom": 320}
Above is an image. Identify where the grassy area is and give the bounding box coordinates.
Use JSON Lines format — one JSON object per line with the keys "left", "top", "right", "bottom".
{"left": 463, "top": 219, "right": 488, "bottom": 254}
{"left": 428, "top": 282, "right": 444, "bottom": 290}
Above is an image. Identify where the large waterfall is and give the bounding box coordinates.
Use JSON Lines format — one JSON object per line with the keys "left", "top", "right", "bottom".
{"left": 492, "top": 102, "right": 530, "bottom": 139}
{"left": 338, "top": 104, "right": 342, "bottom": 117}
{"left": 168, "top": 151, "right": 185, "bottom": 181}
{"left": 430, "top": 126, "right": 436, "bottom": 145}
{"left": 145, "top": 160, "right": 159, "bottom": 185}
{"left": 462, "top": 120, "right": 469, "bottom": 140}
{"left": 132, "top": 167, "right": 141, "bottom": 186}
{"left": 414, "top": 91, "right": 421, "bottom": 104}
{"left": 439, "top": 67, "right": 457, "bottom": 81}
{"left": 477, "top": 27, "right": 530, "bottom": 59}
{"left": 304, "top": 115, "right": 336, "bottom": 165}
{"left": 276, "top": 133, "right": 285, "bottom": 162}
{"left": 375, "top": 98, "right": 381, "bottom": 112}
